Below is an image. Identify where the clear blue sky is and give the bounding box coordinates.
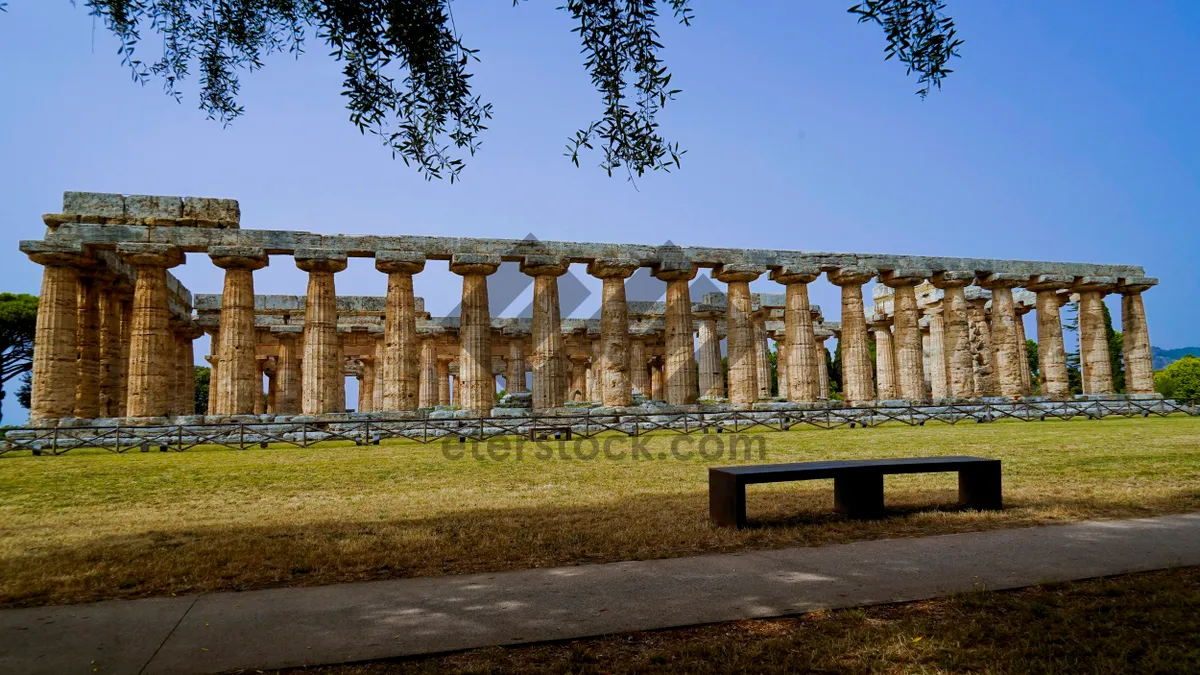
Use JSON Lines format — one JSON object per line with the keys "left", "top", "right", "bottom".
{"left": 2, "top": 1, "right": 1198, "bottom": 423}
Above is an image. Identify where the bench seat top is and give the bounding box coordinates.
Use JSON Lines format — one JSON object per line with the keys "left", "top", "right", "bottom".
{"left": 710, "top": 456, "right": 998, "bottom": 483}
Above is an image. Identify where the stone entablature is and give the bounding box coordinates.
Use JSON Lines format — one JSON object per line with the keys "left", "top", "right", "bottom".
{"left": 22, "top": 191, "right": 1160, "bottom": 423}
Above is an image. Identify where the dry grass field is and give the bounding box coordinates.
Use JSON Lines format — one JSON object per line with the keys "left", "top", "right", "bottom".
{"left": 1, "top": 416, "right": 1198, "bottom": 608}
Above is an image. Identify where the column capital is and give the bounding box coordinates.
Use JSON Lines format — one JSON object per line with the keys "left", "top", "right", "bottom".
{"left": 375, "top": 250, "right": 426, "bottom": 275}
{"left": 295, "top": 248, "right": 348, "bottom": 273}
{"left": 653, "top": 259, "right": 698, "bottom": 282}
{"left": 450, "top": 254, "right": 501, "bottom": 276}
{"left": 713, "top": 262, "right": 764, "bottom": 283}
{"left": 1026, "top": 274, "right": 1075, "bottom": 292}
{"left": 978, "top": 272, "right": 1026, "bottom": 290}
{"left": 769, "top": 263, "right": 820, "bottom": 285}
{"left": 520, "top": 255, "right": 570, "bottom": 277}
{"left": 20, "top": 239, "right": 93, "bottom": 267}
{"left": 209, "top": 246, "right": 268, "bottom": 271}
{"left": 176, "top": 324, "right": 206, "bottom": 340}
{"left": 867, "top": 313, "right": 894, "bottom": 329}
{"left": 587, "top": 257, "right": 640, "bottom": 279}
{"left": 1118, "top": 276, "right": 1158, "bottom": 295}
{"left": 878, "top": 269, "right": 931, "bottom": 287}
{"left": 1072, "top": 275, "right": 1118, "bottom": 294}
{"left": 929, "top": 270, "right": 975, "bottom": 288}
{"left": 270, "top": 325, "right": 304, "bottom": 341}
{"left": 827, "top": 266, "right": 876, "bottom": 287}
{"left": 117, "top": 243, "right": 185, "bottom": 268}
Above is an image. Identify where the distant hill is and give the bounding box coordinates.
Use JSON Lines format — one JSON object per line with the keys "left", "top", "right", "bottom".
{"left": 1152, "top": 347, "right": 1200, "bottom": 370}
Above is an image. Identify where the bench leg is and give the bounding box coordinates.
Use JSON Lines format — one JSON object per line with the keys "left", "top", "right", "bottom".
{"left": 959, "top": 464, "right": 1003, "bottom": 511}
{"left": 709, "top": 473, "right": 746, "bottom": 528}
{"left": 834, "top": 472, "right": 885, "bottom": 519}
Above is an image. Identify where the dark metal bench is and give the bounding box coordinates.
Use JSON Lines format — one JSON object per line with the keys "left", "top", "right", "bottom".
{"left": 709, "top": 456, "right": 1001, "bottom": 527}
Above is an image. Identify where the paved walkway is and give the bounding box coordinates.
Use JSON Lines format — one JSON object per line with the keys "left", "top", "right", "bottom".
{"left": 3, "top": 513, "right": 1199, "bottom": 675}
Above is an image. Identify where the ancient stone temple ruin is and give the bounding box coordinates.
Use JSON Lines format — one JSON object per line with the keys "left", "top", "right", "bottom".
{"left": 21, "top": 191, "right": 1164, "bottom": 429}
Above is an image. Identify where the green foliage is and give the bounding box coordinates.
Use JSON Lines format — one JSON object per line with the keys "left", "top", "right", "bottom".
{"left": 768, "top": 348, "right": 778, "bottom": 397}
{"left": 30, "top": 1, "right": 961, "bottom": 181}
{"left": 194, "top": 366, "right": 211, "bottom": 416}
{"left": 1155, "top": 356, "right": 1200, "bottom": 402}
{"left": 1026, "top": 339, "right": 1040, "bottom": 382}
{"left": 0, "top": 293, "right": 38, "bottom": 425}
{"left": 16, "top": 372, "right": 31, "bottom": 410}
{"left": 828, "top": 341, "right": 842, "bottom": 398}
{"left": 1102, "top": 303, "right": 1125, "bottom": 394}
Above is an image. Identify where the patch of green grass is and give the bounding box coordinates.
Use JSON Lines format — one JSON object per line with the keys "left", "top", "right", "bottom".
{"left": 284, "top": 567, "right": 1200, "bottom": 674}
{"left": 0, "top": 417, "right": 1198, "bottom": 607}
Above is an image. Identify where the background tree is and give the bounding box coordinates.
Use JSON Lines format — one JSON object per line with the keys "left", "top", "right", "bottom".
{"left": 194, "top": 366, "right": 211, "bottom": 415}
{"left": 1025, "top": 338, "right": 1040, "bottom": 394}
{"left": 1102, "top": 303, "right": 1125, "bottom": 393}
{"left": 0, "top": 293, "right": 38, "bottom": 425}
{"left": 1155, "top": 355, "right": 1200, "bottom": 402}
{"left": 7, "top": 1, "right": 961, "bottom": 181}
{"left": 829, "top": 341, "right": 843, "bottom": 399}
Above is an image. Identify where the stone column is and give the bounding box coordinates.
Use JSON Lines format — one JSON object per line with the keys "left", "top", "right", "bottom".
{"left": 588, "top": 339, "right": 604, "bottom": 403}
{"left": 588, "top": 258, "right": 640, "bottom": 407}
{"left": 753, "top": 311, "right": 773, "bottom": 399}
{"left": 74, "top": 270, "right": 104, "bottom": 419}
{"left": 437, "top": 355, "right": 453, "bottom": 406}
{"left": 925, "top": 307, "right": 948, "bottom": 400}
{"left": 295, "top": 249, "right": 348, "bottom": 415}
{"left": 1014, "top": 304, "right": 1033, "bottom": 395}
{"left": 879, "top": 270, "right": 929, "bottom": 401}
{"left": 695, "top": 312, "right": 725, "bottom": 399}
{"left": 715, "top": 263, "right": 765, "bottom": 406}
{"left": 254, "top": 358, "right": 267, "bottom": 415}
{"left": 630, "top": 338, "right": 649, "bottom": 396}
{"left": 210, "top": 247, "right": 269, "bottom": 415}
{"left": 1074, "top": 276, "right": 1117, "bottom": 395}
{"left": 451, "top": 255, "right": 501, "bottom": 414}
{"left": 274, "top": 328, "right": 302, "bottom": 415}
{"left": 266, "top": 361, "right": 278, "bottom": 415}
{"left": 966, "top": 295, "right": 997, "bottom": 397}
{"left": 828, "top": 267, "right": 876, "bottom": 404}
{"left": 503, "top": 337, "right": 523, "bottom": 393}
{"left": 419, "top": 339, "right": 440, "bottom": 407}
{"left": 1118, "top": 277, "right": 1158, "bottom": 395}
{"left": 97, "top": 278, "right": 126, "bottom": 418}
{"left": 569, "top": 356, "right": 589, "bottom": 401}
{"left": 22, "top": 241, "right": 90, "bottom": 421}
{"left": 653, "top": 262, "right": 700, "bottom": 405}
{"left": 521, "top": 256, "right": 570, "bottom": 411}
{"left": 650, "top": 358, "right": 665, "bottom": 401}
{"left": 376, "top": 251, "right": 426, "bottom": 411}
{"left": 868, "top": 315, "right": 898, "bottom": 400}
{"left": 176, "top": 325, "right": 202, "bottom": 416}
{"left": 118, "top": 244, "right": 185, "bottom": 418}
{"left": 814, "top": 331, "right": 832, "bottom": 399}
{"left": 373, "top": 340, "right": 384, "bottom": 412}
{"left": 770, "top": 266, "right": 820, "bottom": 402}
{"left": 117, "top": 297, "right": 133, "bottom": 417}
{"left": 980, "top": 273, "right": 1026, "bottom": 398}
{"left": 358, "top": 357, "right": 376, "bottom": 413}
{"left": 774, "top": 333, "right": 789, "bottom": 397}
{"left": 1026, "top": 276, "right": 1073, "bottom": 398}
{"left": 931, "top": 272, "right": 975, "bottom": 399}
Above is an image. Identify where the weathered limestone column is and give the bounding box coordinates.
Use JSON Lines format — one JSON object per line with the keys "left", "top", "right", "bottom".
{"left": 569, "top": 356, "right": 589, "bottom": 401}
{"left": 21, "top": 241, "right": 89, "bottom": 421}
{"left": 715, "top": 263, "right": 765, "bottom": 406}
{"left": 650, "top": 358, "right": 665, "bottom": 401}
{"left": 653, "top": 261, "right": 700, "bottom": 405}
{"left": 266, "top": 362, "right": 278, "bottom": 415}
{"left": 879, "top": 270, "right": 929, "bottom": 401}
{"left": 589, "top": 339, "right": 604, "bottom": 403}
{"left": 451, "top": 255, "right": 501, "bottom": 414}
{"left": 1118, "top": 277, "right": 1158, "bottom": 395}
{"left": 814, "top": 330, "right": 832, "bottom": 399}
{"left": 695, "top": 312, "right": 725, "bottom": 399}
{"left": 176, "top": 325, "right": 203, "bottom": 416}
{"left": 118, "top": 243, "right": 185, "bottom": 418}
{"left": 1026, "top": 276, "right": 1073, "bottom": 398}
{"left": 274, "top": 328, "right": 302, "bottom": 415}
{"left": 418, "top": 339, "right": 439, "bottom": 407}
{"left": 630, "top": 338, "right": 649, "bottom": 395}
{"left": 358, "top": 357, "right": 376, "bottom": 413}
{"left": 925, "top": 307, "right": 948, "bottom": 400}
{"left": 1075, "top": 276, "right": 1117, "bottom": 395}
{"left": 753, "top": 311, "right": 773, "bottom": 399}
{"left": 295, "top": 249, "right": 348, "bottom": 415}
{"left": 97, "top": 278, "right": 127, "bottom": 418}
{"left": 211, "top": 247, "right": 269, "bottom": 415}
{"left": 118, "top": 298, "right": 132, "bottom": 417}
{"left": 505, "top": 336, "right": 527, "bottom": 393}
{"left": 931, "top": 272, "right": 975, "bottom": 399}
{"left": 437, "top": 355, "right": 453, "bottom": 406}
{"left": 771, "top": 266, "right": 820, "bottom": 402}
{"left": 373, "top": 340, "right": 384, "bottom": 412}
{"left": 589, "top": 258, "right": 640, "bottom": 407}
{"left": 979, "top": 273, "right": 1026, "bottom": 398}
{"left": 1014, "top": 303, "right": 1033, "bottom": 395}
{"left": 376, "top": 251, "right": 426, "bottom": 411}
{"left": 521, "top": 256, "right": 570, "bottom": 411}
{"left": 335, "top": 350, "right": 347, "bottom": 413}
{"left": 867, "top": 315, "right": 898, "bottom": 400}
{"left": 828, "top": 267, "right": 876, "bottom": 404}
{"left": 254, "top": 358, "right": 267, "bottom": 415}
{"left": 774, "top": 332, "right": 789, "bottom": 397}
{"left": 74, "top": 269, "right": 104, "bottom": 419}
{"left": 966, "top": 295, "right": 997, "bottom": 397}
